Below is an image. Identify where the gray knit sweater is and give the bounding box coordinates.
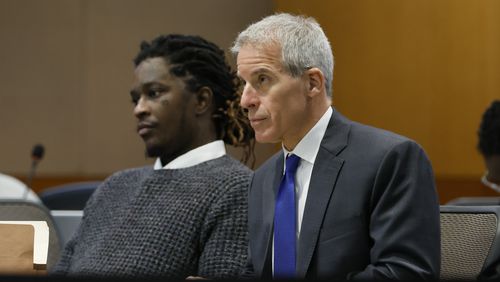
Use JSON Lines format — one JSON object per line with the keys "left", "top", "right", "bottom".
{"left": 50, "top": 155, "right": 252, "bottom": 279}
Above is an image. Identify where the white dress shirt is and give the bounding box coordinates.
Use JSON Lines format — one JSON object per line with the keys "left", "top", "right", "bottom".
{"left": 153, "top": 140, "right": 226, "bottom": 170}
{"left": 272, "top": 107, "right": 332, "bottom": 273}
{"left": 283, "top": 106, "right": 332, "bottom": 236}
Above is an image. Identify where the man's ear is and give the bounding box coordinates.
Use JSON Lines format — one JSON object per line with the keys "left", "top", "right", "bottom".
{"left": 194, "top": 86, "right": 213, "bottom": 115}
{"left": 305, "top": 67, "right": 325, "bottom": 98}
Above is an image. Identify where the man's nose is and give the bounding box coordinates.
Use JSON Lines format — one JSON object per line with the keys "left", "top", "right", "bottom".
{"left": 240, "top": 84, "right": 259, "bottom": 110}
{"left": 133, "top": 97, "right": 149, "bottom": 118}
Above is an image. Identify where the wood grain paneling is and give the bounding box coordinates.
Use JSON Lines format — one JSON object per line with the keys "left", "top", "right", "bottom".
{"left": 274, "top": 0, "right": 500, "bottom": 202}
{"left": 0, "top": 0, "right": 274, "bottom": 176}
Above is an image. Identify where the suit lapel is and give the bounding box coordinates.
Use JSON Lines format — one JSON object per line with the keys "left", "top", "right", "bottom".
{"left": 296, "top": 109, "right": 351, "bottom": 278}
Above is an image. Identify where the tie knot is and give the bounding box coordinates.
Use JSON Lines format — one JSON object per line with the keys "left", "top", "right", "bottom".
{"left": 285, "top": 154, "right": 300, "bottom": 174}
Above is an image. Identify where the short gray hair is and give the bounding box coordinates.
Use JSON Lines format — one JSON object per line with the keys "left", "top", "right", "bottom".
{"left": 231, "top": 13, "right": 334, "bottom": 97}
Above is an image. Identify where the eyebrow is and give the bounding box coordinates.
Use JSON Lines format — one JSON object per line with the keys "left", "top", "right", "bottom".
{"left": 129, "top": 82, "right": 163, "bottom": 96}
{"left": 238, "top": 67, "right": 274, "bottom": 80}
{"left": 250, "top": 67, "right": 273, "bottom": 76}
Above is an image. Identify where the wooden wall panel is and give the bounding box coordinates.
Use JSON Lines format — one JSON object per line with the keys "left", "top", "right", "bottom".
{"left": 274, "top": 0, "right": 500, "bottom": 202}
{"left": 0, "top": 0, "right": 275, "bottom": 177}
{"left": 3, "top": 1, "right": 500, "bottom": 205}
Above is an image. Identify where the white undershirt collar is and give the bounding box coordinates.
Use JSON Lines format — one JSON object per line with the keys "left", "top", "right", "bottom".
{"left": 153, "top": 140, "right": 226, "bottom": 170}
{"left": 282, "top": 107, "right": 333, "bottom": 167}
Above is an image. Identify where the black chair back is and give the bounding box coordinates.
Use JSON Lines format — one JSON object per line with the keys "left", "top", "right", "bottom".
{"left": 446, "top": 197, "right": 500, "bottom": 206}
{"left": 39, "top": 181, "right": 101, "bottom": 210}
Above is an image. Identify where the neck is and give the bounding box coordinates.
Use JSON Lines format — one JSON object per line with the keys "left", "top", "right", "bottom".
{"left": 485, "top": 156, "right": 500, "bottom": 183}
{"left": 482, "top": 171, "right": 500, "bottom": 193}
{"left": 283, "top": 99, "right": 330, "bottom": 151}
{"left": 160, "top": 121, "right": 217, "bottom": 165}
{"left": 488, "top": 173, "right": 500, "bottom": 184}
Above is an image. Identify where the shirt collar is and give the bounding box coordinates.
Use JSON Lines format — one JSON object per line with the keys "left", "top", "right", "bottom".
{"left": 154, "top": 140, "right": 226, "bottom": 170}
{"left": 283, "top": 107, "right": 332, "bottom": 165}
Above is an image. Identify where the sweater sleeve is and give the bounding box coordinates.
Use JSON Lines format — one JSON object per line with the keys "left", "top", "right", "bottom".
{"left": 49, "top": 237, "right": 75, "bottom": 275}
{"left": 48, "top": 180, "right": 104, "bottom": 275}
{"left": 197, "top": 173, "right": 250, "bottom": 279}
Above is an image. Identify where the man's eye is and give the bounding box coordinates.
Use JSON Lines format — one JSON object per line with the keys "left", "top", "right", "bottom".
{"left": 258, "top": 75, "right": 269, "bottom": 84}
{"left": 147, "top": 90, "right": 161, "bottom": 98}
{"left": 130, "top": 93, "right": 140, "bottom": 105}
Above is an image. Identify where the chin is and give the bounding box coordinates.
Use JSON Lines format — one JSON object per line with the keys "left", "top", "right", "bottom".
{"left": 255, "top": 134, "right": 280, "bottom": 144}
{"left": 144, "top": 144, "right": 162, "bottom": 158}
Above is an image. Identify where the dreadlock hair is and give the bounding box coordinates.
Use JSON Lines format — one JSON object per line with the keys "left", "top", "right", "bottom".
{"left": 478, "top": 100, "right": 500, "bottom": 157}
{"left": 133, "top": 34, "right": 255, "bottom": 166}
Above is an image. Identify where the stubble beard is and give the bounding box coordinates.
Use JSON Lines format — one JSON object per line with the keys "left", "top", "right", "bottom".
{"left": 142, "top": 111, "right": 188, "bottom": 162}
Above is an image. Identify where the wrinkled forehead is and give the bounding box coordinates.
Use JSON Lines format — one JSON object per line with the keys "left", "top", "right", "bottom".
{"left": 236, "top": 43, "right": 284, "bottom": 71}
{"left": 236, "top": 38, "right": 281, "bottom": 57}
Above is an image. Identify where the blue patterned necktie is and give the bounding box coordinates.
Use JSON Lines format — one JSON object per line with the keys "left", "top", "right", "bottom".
{"left": 274, "top": 154, "right": 301, "bottom": 279}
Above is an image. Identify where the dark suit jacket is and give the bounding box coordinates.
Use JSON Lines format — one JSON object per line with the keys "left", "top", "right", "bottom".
{"left": 244, "top": 108, "right": 440, "bottom": 280}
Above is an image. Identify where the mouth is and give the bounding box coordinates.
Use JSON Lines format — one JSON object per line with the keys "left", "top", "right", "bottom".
{"left": 249, "top": 117, "right": 267, "bottom": 127}
{"left": 137, "top": 122, "right": 156, "bottom": 137}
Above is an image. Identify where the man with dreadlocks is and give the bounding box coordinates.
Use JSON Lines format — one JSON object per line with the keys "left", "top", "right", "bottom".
{"left": 50, "top": 34, "right": 255, "bottom": 279}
